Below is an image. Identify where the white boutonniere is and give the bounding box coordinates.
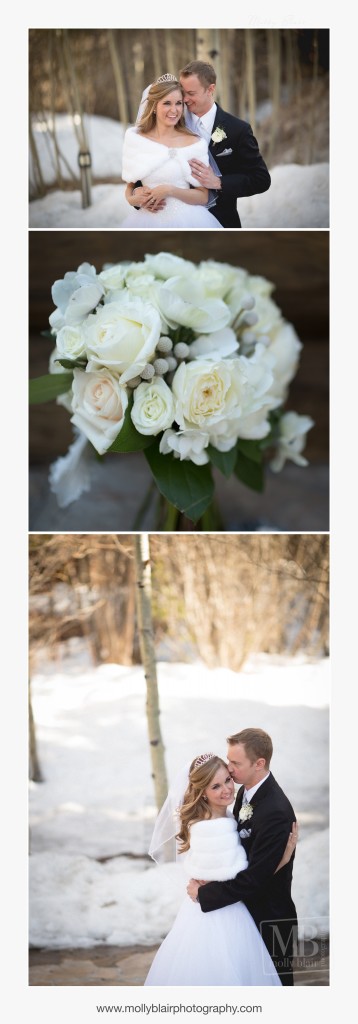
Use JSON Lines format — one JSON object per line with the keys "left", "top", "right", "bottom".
{"left": 211, "top": 127, "right": 227, "bottom": 145}
{"left": 238, "top": 802, "right": 253, "bottom": 822}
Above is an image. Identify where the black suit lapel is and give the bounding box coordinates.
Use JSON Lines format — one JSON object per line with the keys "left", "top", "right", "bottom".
{"left": 234, "top": 773, "right": 274, "bottom": 822}
{"left": 209, "top": 105, "right": 231, "bottom": 153}
{"left": 233, "top": 785, "right": 245, "bottom": 821}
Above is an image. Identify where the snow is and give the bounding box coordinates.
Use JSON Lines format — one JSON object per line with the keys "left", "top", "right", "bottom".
{"left": 29, "top": 653, "right": 329, "bottom": 948}
{"left": 29, "top": 113, "right": 329, "bottom": 229}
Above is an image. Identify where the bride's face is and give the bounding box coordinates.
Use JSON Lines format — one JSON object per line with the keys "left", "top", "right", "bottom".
{"left": 155, "top": 89, "right": 183, "bottom": 128}
{"left": 204, "top": 766, "right": 235, "bottom": 812}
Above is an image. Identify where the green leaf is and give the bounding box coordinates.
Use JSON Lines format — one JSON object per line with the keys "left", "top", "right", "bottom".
{"left": 235, "top": 451, "right": 265, "bottom": 492}
{"left": 40, "top": 329, "right": 54, "bottom": 338}
{"left": 145, "top": 441, "right": 215, "bottom": 523}
{"left": 29, "top": 373, "right": 73, "bottom": 404}
{"left": 236, "top": 439, "right": 263, "bottom": 464}
{"left": 55, "top": 358, "right": 87, "bottom": 370}
{"left": 168, "top": 325, "right": 196, "bottom": 346}
{"left": 108, "top": 398, "right": 155, "bottom": 453}
{"left": 208, "top": 444, "right": 237, "bottom": 478}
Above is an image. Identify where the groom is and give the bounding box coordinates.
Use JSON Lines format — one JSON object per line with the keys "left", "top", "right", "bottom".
{"left": 179, "top": 61, "right": 271, "bottom": 227}
{"left": 129, "top": 60, "right": 270, "bottom": 227}
{"left": 187, "top": 728, "right": 298, "bottom": 986}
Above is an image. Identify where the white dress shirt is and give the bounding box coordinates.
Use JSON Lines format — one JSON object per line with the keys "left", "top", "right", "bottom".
{"left": 243, "top": 772, "right": 270, "bottom": 804}
{"left": 189, "top": 103, "right": 217, "bottom": 143}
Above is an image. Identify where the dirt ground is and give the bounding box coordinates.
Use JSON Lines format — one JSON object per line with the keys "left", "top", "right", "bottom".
{"left": 29, "top": 940, "right": 329, "bottom": 987}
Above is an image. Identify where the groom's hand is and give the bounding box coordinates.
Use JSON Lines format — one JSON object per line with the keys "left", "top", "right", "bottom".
{"left": 188, "top": 159, "right": 221, "bottom": 190}
{"left": 187, "top": 878, "right": 208, "bottom": 902}
{"left": 187, "top": 879, "right": 200, "bottom": 902}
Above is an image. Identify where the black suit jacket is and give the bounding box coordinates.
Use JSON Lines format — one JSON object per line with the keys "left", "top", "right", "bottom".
{"left": 198, "top": 773, "right": 297, "bottom": 985}
{"left": 209, "top": 104, "right": 271, "bottom": 228}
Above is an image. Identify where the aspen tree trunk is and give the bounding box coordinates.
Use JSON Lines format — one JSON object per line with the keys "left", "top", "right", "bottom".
{"left": 108, "top": 30, "right": 129, "bottom": 125}
{"left": 134, "top": 535, "right": 169, "bottom": 817}
{"left": 29, "top": 119, "right": 46, "bottom": 197}
{"left": 244, "top": 30, "right": 256, "bottom": 133}
{"left": 48, "top": 30, "right": 64, "bottom": 189}
{"left": 267, "top": 29, "right": 281, "bottom": 168}
{"left": 29, "top": 678, "right": 43, "bottom": 782}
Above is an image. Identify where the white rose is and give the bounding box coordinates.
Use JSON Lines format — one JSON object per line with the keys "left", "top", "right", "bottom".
{"left": 83, "top": 296, "right": 161, "bottom": 383}
{"left": 49, "top": 262, "right": 104, "bottom": 330}
{"left": 247, "top": 274, "right": 275, "bottom": 299}
{"left": 98, "top": 264, "right": 127, "bottom": 294}
{"left": 160, "top": 428, "right": 210, "bottom": 465}
{"left": 70, "top": 367, "right": 128, "bottom": 454}
{"left": 244, "top": 294, "right": 283, "bottom": 338}
{"left": 211, "top": 127, "right": 227, "bottom": 144}
{"left": 189, "top": 327, "right": 239, "bottom": 360}
{"left": 131, "top": 377, "right": 174, "bottom": 436}
{"left": 155, "top": 276, "right": 231, "bottom": 333}
{"left": 270, "top": 412, "right": 314, "bottom": 472}
{"left": 56, "top": 325, "right": 86, "bottom": 360}
{"left": 197, "top": 261, "right": 248, "bottom": 299}
{"left": 124, "top": 268, "right": 156, "bottom": 300}
{"left": 266, "top": 322, "right": 302, "bottom": 403}
{"left": 144, "top": 252, "right": 195, "bottom": 279}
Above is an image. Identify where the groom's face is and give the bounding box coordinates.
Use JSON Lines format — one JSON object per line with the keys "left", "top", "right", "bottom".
{"left": 227, "top": 743, "right": 259, "bottom": 788}
{"left": 180, "top": 74, "right": 215, "bottom": 116}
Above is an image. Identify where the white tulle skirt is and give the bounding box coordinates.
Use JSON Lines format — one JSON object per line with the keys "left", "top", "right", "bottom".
{"left": 144, "top": 895, "right": 282, "bottom": 986}
{"left": 121, "top": 198, "right": 222, "bottom": 229}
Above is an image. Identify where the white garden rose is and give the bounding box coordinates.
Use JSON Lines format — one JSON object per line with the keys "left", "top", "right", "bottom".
{"left": 82, "top": 296, "right": 161, "bottom": 383}
{"left": 154, "top": 276, "right": 231, "bottom": 333}
{"left": 49, "top": 263, "right": 104, "bottom": 330}
{"left": 270, "top": 412, "right": 314, "bottom": 472}
{"left": 144, "top": 252, "right": 195, "bottom": 279}
{"left": 131, "top": 377, "right": 174, "bottom": 436}
{"left": 70, "top": 367, "right": 128, "bottom": 454}
{"left": 265, "top": 322, "right": 303, "bottom": 403}
{"left": 159, "top": 428, "right": 210, "bottom": 465}
{"left": 173, "top": 351, "right": 274, "bottom": 438}
{"left": 56, "top": 325, "right": 87, "bottom": 360}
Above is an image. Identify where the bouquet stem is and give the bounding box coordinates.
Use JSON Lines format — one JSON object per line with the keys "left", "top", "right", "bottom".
{"left": 159, "top": 496, "right": 224, "bottom": 532}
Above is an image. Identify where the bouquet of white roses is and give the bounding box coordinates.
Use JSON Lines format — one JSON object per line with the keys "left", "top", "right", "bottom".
{"left": 29, "top": 252, "right": 314, "bottom": 528}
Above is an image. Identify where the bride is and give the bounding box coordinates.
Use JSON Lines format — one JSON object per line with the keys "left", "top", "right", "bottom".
{"left": 144, "top": 754, "right": 296, "bottom": 986}
{"left": 121, "top": 75, "right": 222, "bottom": 229}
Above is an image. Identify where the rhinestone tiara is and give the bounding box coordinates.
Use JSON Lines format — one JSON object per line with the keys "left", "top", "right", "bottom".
{"left": 193, "top": 752, "right": 216, "bottom": 769}
{"left": 156, "top": 73, "right": 178, "bottom": 84}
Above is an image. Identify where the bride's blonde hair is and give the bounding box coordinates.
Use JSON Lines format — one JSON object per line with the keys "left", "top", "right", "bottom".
{"left": 137, "top": 79, "right": 196, "bottom": 136}
{"left": 176, "top": 755, "right": 228, "bottom": 853}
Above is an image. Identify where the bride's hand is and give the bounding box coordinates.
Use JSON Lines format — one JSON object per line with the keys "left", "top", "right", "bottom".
{"left": 128, "top": 186, "right": 153, "bottom": 207}
{"left": 275, "top": 821, "right": 299, "bottom": 872}
{"left": 147, "top": 184, "right": 172, "bottom": 201}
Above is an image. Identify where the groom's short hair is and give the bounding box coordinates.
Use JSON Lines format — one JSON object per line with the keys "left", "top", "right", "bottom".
{"left": 227, "top": 728, "right": 273, "bottom": 767}
{"left": 179, "top": 61, "right": 216, "bottom": 88}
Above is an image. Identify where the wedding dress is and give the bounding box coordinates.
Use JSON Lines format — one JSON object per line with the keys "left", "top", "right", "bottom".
{"left": 121, "top": 127, "right": 222, "bottom": 228}
{"left": 144, "top": 811, "right": 282, "bottom": 986}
